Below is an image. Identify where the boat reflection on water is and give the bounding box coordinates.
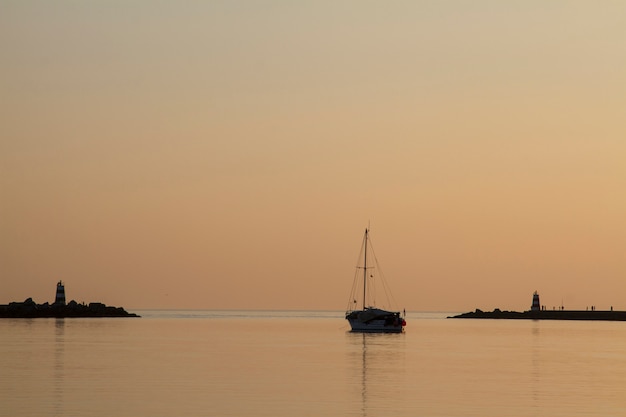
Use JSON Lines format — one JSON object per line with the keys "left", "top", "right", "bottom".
{"left": 54, "top": 319, "right": 65, "bottom": 417}
{"left": 345, "top": 331, "right": 406, "bottom": 416}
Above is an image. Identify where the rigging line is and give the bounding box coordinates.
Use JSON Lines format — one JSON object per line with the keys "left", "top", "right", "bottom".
{"left": 346, "top": 230, "right": 368, "bottom": 311}
{"left": 368, "top": 238, "right": 398, "bottom": 309}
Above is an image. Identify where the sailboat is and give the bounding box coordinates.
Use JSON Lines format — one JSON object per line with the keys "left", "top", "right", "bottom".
{"left": 345, "top": 228, "right": 406, "bottom": 333}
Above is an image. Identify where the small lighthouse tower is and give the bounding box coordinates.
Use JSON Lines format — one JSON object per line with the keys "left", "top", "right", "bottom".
{"left": 531, "top": 291, "right": 540, "bottom": 312}
{"left": 55, "top": 281, "right": 66, "bottom": 305}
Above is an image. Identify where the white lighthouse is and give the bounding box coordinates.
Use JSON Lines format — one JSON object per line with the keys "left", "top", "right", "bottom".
{"left": 55, "top": 281, "right": 66, "bottom": 305}
{"left": 531, "top": 291, "right": 540, "bottom": 312}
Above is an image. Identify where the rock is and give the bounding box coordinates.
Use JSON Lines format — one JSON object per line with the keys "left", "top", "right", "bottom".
{"left": 0, "top": 298, "right": 139, "bottom": 318}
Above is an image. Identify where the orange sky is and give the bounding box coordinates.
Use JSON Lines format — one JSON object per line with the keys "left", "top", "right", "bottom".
{"left": 1, "top": 1, "right": 625, "bottom": 311}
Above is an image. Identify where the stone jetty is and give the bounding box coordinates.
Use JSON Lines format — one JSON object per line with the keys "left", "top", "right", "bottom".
{"left": 0, "top": 281, "right": 139, "bottom": 318}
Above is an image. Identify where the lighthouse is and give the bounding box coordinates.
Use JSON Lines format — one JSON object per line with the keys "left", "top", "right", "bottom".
{"left": 55, "top": 281, "right": 66, "bottom": 305}
{"left": 531, "top": 291, "right": 540, "bottom": 312}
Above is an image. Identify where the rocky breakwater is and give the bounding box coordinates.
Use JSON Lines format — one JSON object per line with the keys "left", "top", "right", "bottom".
{"left": 449, "top": 308, "right": 626, "bottom": 321}
{"left": 0, "top": 298, "right": 140, "bottom": 318}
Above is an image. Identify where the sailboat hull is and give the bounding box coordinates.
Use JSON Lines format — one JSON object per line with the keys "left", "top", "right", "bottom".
{"left": 347, "top": 318, "right": 404, "bottom": 333}
{"left": 345, "top": 308, "right": 406, "bottom": 333}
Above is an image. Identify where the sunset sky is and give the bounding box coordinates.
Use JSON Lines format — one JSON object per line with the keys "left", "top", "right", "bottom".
{"left": 1, "top": 1, "right": 624, "bottom": 312}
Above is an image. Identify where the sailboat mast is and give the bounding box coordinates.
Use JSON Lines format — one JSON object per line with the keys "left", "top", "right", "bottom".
{"left": 363, "top": 228, "right": 368, "bottom": 310}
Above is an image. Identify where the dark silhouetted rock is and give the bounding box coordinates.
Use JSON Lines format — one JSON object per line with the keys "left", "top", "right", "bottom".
{"left": 448, "top": 308, "right": 626, "bottom": 321}
{"left": 0, "top": 298, "right": 140, "bottom": 318}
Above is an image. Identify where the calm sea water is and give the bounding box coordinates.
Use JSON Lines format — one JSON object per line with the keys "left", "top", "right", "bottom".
{"left": 2, "top": 310, "right": 626, "bottom": 416}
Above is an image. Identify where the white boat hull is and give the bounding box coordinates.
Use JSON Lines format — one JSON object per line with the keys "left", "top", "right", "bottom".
{"left": 347, "top": 318, "right": 404, "bottom": 333}
{"left": 346, "top": 308, "right": 406, "bottom": 333}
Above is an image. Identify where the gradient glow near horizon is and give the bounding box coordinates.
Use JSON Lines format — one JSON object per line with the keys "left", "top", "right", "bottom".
{"left": 1, "top": 1, "right": 624, "bottom": 311}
